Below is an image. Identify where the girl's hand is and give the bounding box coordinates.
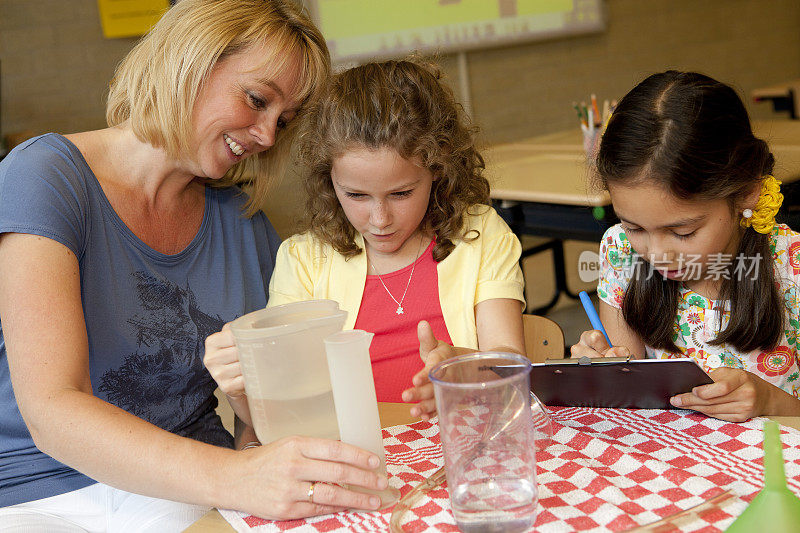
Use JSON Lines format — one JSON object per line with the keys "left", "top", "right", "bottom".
{"left": 401, "top": 320, "right": 455, "bottom": 421}
{"left": 233, "top": 436, "right": 388, "bottom": 519}
{"left": 204, "top": 323, "right": 244, "bottom": 398}
{"left": 570, "top": 329, "right": 631, "bottom": 359}
{"left": 669, "top": 368, "right": 771, "bottom": 422}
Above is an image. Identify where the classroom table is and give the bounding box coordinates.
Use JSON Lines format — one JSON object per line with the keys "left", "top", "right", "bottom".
{"left": 752, "top": 79, "right": 800, "bottom": 119}
{"left": 484, "top": 143, "right": 613, "bottom": 314}
{"left": 188, "top": 405, "right": 800, "bottom": 532}
{"left": 485, "top": 120, "right": 800, "bottom": 314}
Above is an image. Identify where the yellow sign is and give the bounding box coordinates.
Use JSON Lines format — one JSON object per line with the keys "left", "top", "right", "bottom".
{"left": 97, "top": 0, "right": 170, "bottom": 39}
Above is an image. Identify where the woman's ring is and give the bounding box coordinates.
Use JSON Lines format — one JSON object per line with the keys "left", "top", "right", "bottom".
{"left": 307, "top": 481, "right": 317, "bottom": 503}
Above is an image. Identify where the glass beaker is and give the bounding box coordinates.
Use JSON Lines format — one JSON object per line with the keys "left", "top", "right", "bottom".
{"left": 430, "top": 352, "right": 537, "bottom": 533}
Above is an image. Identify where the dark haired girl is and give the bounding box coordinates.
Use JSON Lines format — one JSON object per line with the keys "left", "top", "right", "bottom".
{"left": 572, "top": 70, "right": 800, "bottom": 422}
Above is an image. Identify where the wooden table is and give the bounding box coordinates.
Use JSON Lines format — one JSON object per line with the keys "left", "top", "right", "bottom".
{"left": 185, "top": 402, "right": 417, "bottom": 533}
{"left": 483, "top": 132, "right": 611, "bottom": 313}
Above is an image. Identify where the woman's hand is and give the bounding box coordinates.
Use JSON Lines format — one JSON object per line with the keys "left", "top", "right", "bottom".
{"left": 231, "top": 436, "right": 388, "bottom": 519}
{"left": 204, "top": 324, "right": 251, "bottom": 424}
{"left": 204, "top": 324, "right": 244, "bottom": 397}
{"left": 570, "top": 330, "right": 631, "bottom": 359}
{"left": 669, "top": 368, "right": 787, "bottom": 422}
{"left": 401, "top": 321, "right": 456, "bottom": 421}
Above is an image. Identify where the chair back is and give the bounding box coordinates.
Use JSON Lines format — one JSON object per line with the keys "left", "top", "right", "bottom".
{"left": 523, "top": 314, "right": 565, "bottom": 362}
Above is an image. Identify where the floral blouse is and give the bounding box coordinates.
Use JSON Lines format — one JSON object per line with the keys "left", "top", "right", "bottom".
{"left": 598, "top": 223, "right": 800, "bottom": 398}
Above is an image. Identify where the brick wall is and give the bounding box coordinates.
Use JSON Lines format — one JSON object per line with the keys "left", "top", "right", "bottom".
{"left": 0, "top": 0, "right": 138, "bottom": 137}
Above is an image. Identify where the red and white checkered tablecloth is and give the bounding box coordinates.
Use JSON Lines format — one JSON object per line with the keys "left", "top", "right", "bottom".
{"left": 219, "top": 408, "right": 800, "bottom": 532}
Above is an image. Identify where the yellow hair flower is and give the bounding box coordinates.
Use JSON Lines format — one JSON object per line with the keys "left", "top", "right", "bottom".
{"left": 740, "top": 175, "right": 783, "bottom": 234}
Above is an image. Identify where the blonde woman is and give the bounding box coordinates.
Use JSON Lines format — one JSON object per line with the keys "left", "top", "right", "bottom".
{"left": 0, "top": 1, "right": 386, "bottom": 529}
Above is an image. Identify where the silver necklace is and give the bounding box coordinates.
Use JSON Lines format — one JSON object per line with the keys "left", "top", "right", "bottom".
{"left": 369, "top": 236, "right": 425, "bottom": 315}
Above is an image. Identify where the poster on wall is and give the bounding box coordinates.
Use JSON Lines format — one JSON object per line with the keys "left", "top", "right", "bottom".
{"left": 97, "top": 0, "right": 170, "bottom": 38}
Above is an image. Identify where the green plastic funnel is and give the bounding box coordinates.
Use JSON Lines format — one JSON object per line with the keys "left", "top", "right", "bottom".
{"left": 726, "top": 420, "right": 800, "bottom": 532}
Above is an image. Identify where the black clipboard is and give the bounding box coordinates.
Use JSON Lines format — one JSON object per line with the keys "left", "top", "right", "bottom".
{"left": 529, "top": 357, "right": 713, "bottom": 409}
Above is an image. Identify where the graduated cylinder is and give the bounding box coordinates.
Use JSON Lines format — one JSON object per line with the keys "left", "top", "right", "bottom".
{"left": 324, "top": 330, "right": 400, "bottom": 508}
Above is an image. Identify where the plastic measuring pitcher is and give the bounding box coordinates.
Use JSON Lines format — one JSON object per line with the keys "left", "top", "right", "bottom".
{"left": 229, "top": 300, "right": 347, "bottom": 444}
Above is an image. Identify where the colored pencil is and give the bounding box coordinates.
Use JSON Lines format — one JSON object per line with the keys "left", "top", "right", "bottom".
{"left": 579, "top": 291, "right": 612, "bottom": 347}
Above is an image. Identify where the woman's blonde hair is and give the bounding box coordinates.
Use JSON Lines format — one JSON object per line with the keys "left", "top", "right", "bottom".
{"left": 107, "top": 0, "right": 330, "bottom": 215}
{"left": 299, "top": 59, "right": 490, "bottom": 261}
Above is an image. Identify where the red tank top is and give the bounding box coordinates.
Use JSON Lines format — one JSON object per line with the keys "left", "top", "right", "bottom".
{"left": 354, "top": 240, "right": 452, "bottom": 402}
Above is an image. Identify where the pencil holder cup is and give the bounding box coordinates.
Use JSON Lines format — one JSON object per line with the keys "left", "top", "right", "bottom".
{"left": 583, "top": 128, "right": 602, "bottom": 163}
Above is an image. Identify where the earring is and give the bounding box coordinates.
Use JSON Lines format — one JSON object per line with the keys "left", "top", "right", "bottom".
{"left": 742, "top": 208, "right": 753, "bottom": 219}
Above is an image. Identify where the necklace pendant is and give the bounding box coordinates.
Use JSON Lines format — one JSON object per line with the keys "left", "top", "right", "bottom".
{"left": 396, "top": 306, "right": 404, "bottom": 315}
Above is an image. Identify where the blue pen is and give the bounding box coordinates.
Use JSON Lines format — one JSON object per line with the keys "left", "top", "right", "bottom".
{"left": 579, "top": 290, "right": 612, "bottom": 347}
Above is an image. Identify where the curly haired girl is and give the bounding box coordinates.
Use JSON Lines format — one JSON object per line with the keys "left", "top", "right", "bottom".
{"left": 205, "top": 59, "right": 526, "bottom": 425}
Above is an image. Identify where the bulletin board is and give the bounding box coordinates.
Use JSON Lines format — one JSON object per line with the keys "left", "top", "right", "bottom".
{"left": 308, "top": 0, "right": 605, "bottom": 64}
